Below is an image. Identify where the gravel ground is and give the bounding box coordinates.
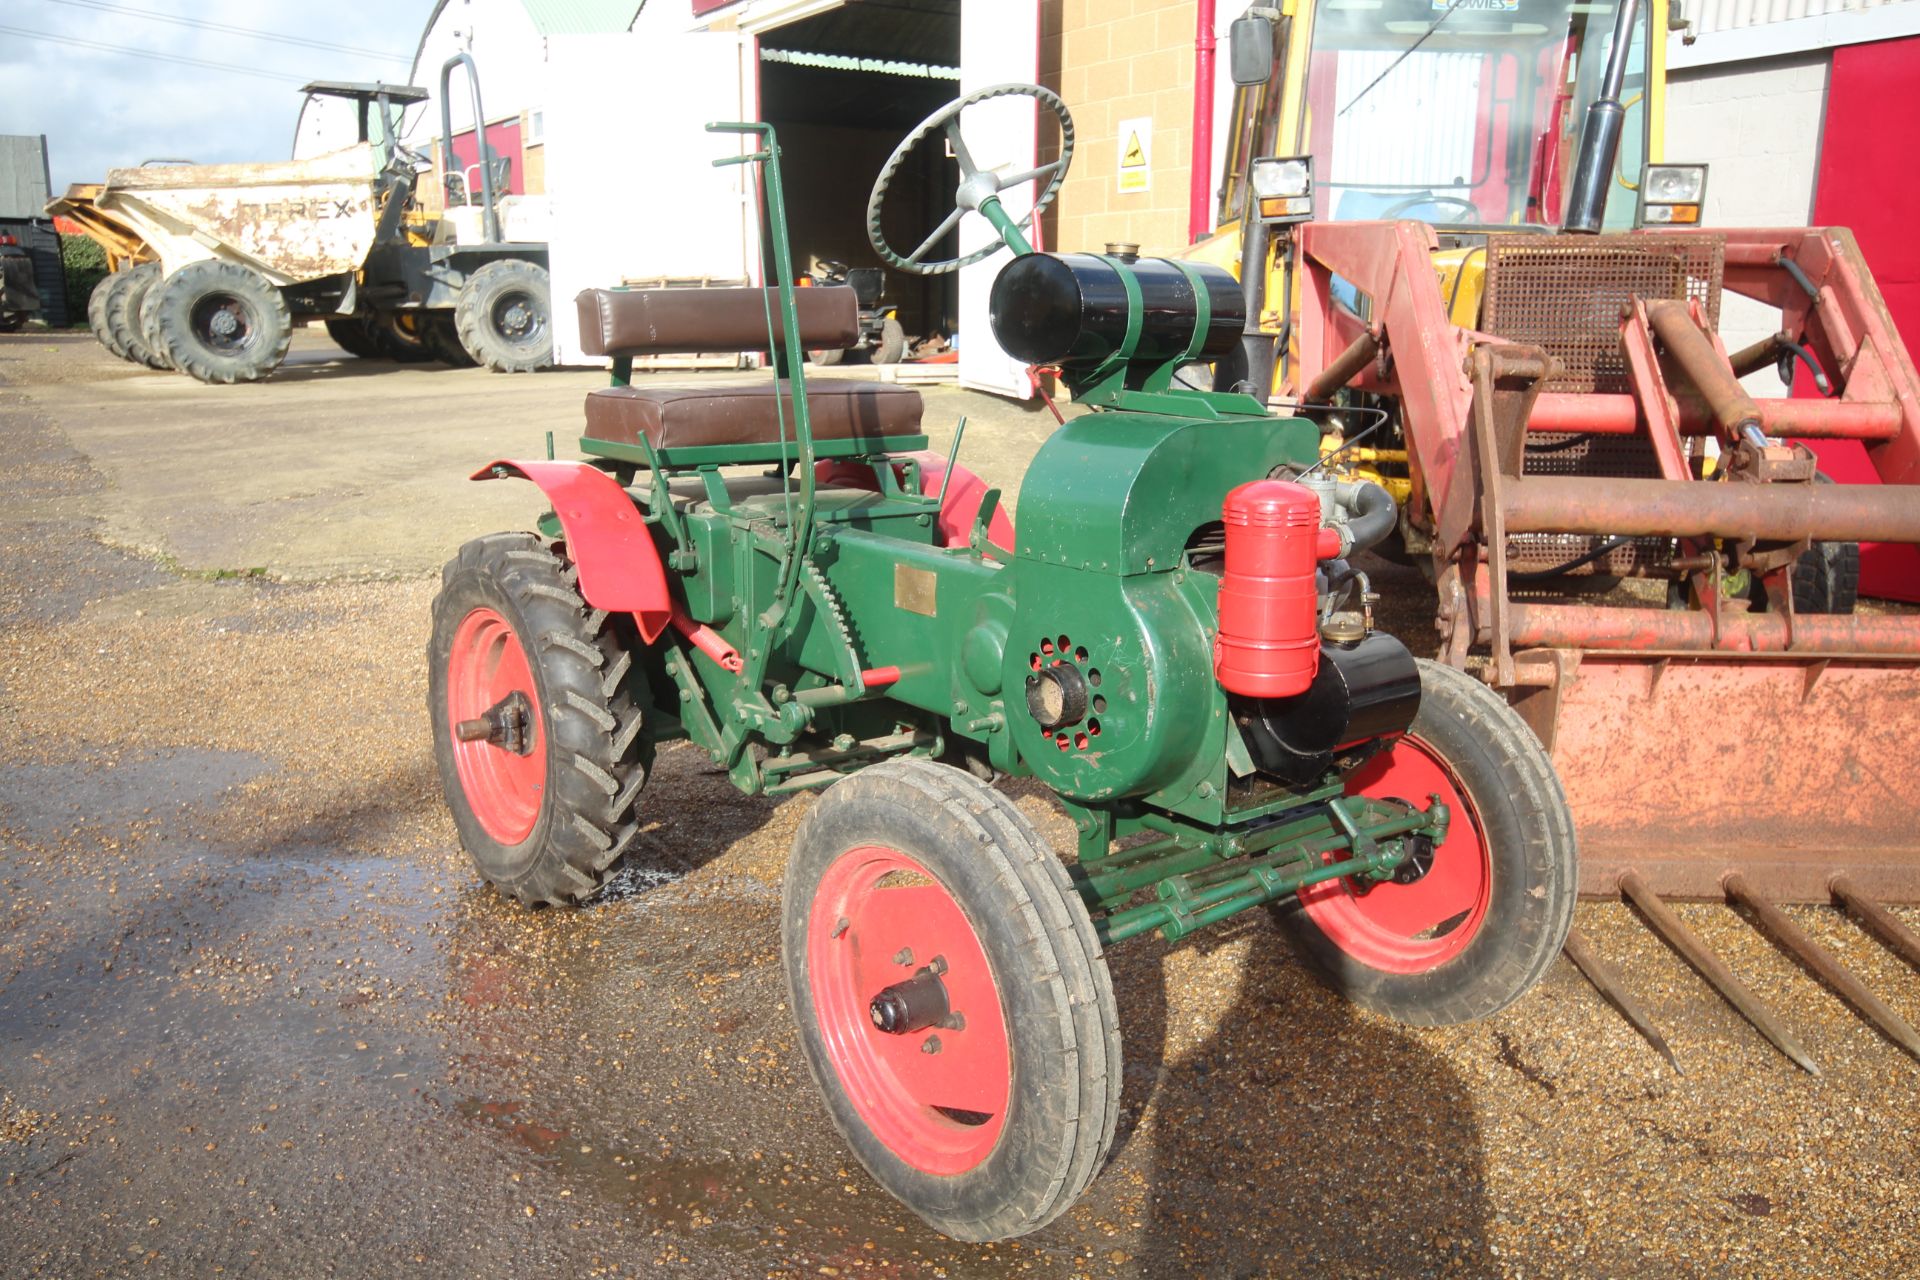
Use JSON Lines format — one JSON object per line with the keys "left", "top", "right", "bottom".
{"left": 2, "top": 332, "right": 1918, "bottom": 1278}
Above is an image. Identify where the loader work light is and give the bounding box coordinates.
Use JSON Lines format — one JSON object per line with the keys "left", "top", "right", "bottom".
{"left": 1637, "top": 163, "right": 1708, "bottom": 226}
{"left": 1251, "top": 155, "right": 1313, "bottom": 223}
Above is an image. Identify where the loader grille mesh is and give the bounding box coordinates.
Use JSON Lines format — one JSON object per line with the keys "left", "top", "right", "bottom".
{"left": 1481, "top": 233, "right": 1724, "bottom": 395}
{"left": 1482, "top": 234, "right": 1725, "bottom": 578}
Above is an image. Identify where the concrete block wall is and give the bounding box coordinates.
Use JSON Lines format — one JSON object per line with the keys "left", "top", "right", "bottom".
{"left": 1666, "top": 50, "right": 1830, "bottom": 367}
{"left": 1045, "top": 0, "right": 1198, "bottom": 257}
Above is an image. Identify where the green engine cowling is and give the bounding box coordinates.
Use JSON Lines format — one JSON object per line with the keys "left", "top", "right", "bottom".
{"left": 950, "top": 409, "right": 1323, "bottom": 824}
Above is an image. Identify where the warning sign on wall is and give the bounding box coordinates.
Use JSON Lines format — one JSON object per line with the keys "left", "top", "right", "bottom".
{"left": 1116, "top": 117, "right": 1151, "bottom": 194}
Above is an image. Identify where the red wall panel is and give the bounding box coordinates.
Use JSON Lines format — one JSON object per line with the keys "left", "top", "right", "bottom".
{"left": 1805, "top": 35, "right": 1920, "bottom": 601}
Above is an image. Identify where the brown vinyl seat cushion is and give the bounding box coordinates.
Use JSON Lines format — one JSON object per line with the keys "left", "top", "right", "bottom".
{"left": 584, "top": 380, "right": 923, "bottom": 451}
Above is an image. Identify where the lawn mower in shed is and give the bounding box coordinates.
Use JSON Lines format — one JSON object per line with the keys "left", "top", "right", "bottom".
{"left": 1203, "top": 0, "right": 1920, "bottom": 1073}
{"left": 427, "top": 85, "right": 1578, "bottom": 1241}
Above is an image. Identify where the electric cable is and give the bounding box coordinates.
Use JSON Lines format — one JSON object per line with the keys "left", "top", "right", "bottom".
{"left": 34, "top": 0, "right": 410, "bottom": 63}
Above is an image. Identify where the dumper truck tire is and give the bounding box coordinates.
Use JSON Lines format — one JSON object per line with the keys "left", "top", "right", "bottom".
{"left": 423, "top": 311, "right": 478, "bottom": 368}
{"left": 455, "top": 259, "right": 551, "bottom": 373}
{"left": 92, "top": 271, "right": 139, "bottom": 362}
{"left": 109, "top": 263, "right": 170, "bottom": 371}
{"left": 136, "top": 281, "right": 175, "bottom": 371}
{"left": 150, "top": 260, "right": 291, "bottom": 385}
{"left": 86, "top": 274, "right": 117, "bottom": 352}
{"left": 324, "top": 317, "right": 382, "bottom": 359}
{"left": 368, "top": 310, "right": 434, "bottom": 363}
{"left": 1273, "top": 659, "right": 1577, "bottom": 1026}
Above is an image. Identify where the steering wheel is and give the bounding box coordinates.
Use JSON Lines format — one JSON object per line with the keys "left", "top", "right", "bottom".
{"left": 866, "top": 83, "right": 1076, "bottom": 277}
{"left": 1380, "top": 194, "right": 1481, "bottom": 222}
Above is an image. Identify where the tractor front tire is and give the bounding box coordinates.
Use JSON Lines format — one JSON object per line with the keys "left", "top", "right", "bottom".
{"left": 150, "top": 260, "right": 291, "bottom": 384}
{"left": 324, "top": 317, "right": 383, "bottom": 359}
{"left": 108, "top": 262, "right": 170, "bottom": 370}
{"left": 454, "top": 259, "right": 551, "bottom": 373}
{"left": 429, "top": 533, "right": 654, "bottom": 907}
{"left": 1274, "top": 659, "right": 1577, "bottom": 1025}
{"left": 783, "top": 759, "right": 1121, "bottom": 1241}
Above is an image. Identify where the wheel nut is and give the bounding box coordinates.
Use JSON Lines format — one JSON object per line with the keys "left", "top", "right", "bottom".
{"left": 893, "top": 948, "right": 914, "bottom": 966}
{"left": 921, "top": 1036, "right": 941, "bottom": 1055}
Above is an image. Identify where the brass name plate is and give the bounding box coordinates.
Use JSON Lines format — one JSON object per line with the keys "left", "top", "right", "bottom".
{"left": 894, "top": 564, "right": 937, "bottom": 616}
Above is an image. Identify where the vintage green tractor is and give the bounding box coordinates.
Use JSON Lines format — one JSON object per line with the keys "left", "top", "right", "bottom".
{"left": 427, "top": 85, "right": 1577, "bottom": 1241}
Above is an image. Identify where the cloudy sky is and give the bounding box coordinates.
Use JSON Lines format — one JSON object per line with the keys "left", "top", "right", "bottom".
{"left": 1, "top": 0, "right": 436, "bottom": 193}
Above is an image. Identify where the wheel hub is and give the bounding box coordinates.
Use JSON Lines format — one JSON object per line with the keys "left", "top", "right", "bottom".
{"left": 456, "top": 690, "right": 534, "bottom": 755}
{"left": 868, "top": 958, "right": 954, "bottom": 1035}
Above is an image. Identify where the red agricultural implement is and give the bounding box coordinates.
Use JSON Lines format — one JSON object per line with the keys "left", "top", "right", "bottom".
{"left": 1213, "top": 0, "right": 1920, "bottom": 1071}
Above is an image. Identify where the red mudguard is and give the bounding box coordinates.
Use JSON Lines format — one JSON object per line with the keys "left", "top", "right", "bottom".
{"left": 472, "top": 460, "right": 672, "bottom": 643}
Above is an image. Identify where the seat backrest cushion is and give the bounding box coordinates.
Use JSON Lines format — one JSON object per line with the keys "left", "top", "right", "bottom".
{"left": 576, "top": 286, "right": 859, "bottom": 358}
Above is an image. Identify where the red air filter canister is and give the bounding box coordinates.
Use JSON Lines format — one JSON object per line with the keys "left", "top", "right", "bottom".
{"left": 1214, "top": 480, "right": 1325, "bottom": 699}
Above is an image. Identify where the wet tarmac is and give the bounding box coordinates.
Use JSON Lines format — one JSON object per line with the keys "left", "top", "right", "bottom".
{"left": 4, "top": 332, "right": 1920, "bottom": 1278}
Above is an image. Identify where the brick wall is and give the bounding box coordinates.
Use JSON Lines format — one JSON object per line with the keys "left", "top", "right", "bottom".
{"left": 1044, "top": 0, "right": 1198, "bottom": 257}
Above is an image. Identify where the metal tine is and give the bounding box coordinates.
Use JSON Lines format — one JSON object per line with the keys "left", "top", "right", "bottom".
{"left": 1830, "top": 875, "right": 1920, "bottom": 972}
{"left": 1725, "top": 873, "right": 1920, "bottom": 1064}
{"left": 1618, "top": 870, "right": 1821, "bottom": 1076}
{"left": 1563, "top": 927, "right": 1683, "bottom": 1074}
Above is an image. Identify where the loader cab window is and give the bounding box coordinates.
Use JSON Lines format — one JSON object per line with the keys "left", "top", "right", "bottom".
{"left": 1299, "top": 0, "right": 1650, "bottom": 230}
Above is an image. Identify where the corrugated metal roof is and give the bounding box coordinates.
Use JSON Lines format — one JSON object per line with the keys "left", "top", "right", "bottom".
{"left": 0, "top": 135, "right": 53, "bottom": 222}
{"left": 518, "top": 0, "right": 645, "bottom": 35}
{"left": 1684, "top": 0, "right": 1901, "bottom": 36}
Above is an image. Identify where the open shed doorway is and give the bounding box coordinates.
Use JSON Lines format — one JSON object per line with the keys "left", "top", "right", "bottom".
{"left": 756, "top": 0, "right": 960, "bottom": 365}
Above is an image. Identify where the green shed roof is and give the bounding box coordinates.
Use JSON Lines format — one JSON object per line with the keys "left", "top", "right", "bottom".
{"left": 518, "top": 0, "right": 645, "bottom": 35}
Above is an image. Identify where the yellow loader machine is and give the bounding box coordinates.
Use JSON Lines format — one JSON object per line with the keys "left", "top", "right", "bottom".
{"left": 1199, "top": 0, "right": 1920, "bottom": 1069}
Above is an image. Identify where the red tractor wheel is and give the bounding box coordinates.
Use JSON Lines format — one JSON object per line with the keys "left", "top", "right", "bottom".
{"left": 1277, "top": 659, "right": 1576, "bottom": 1025}
{"left": 428, "top": 532, "right": 654, "bottom": 906}
{"left": 782, "top": 759, "right": 1120, "bottom": 1241}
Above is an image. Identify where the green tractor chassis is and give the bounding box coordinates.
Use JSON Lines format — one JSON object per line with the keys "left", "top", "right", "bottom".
{"left": 428, "top": 84, "right": 1576, "bottom": 1242}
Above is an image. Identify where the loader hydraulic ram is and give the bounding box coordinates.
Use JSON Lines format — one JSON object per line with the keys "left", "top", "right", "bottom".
{"left": 1211, "top": 0, "right": 1920, "bottom": 1071}
{"left": 427, "top": 86, "right": 1579, "bottom": 1240}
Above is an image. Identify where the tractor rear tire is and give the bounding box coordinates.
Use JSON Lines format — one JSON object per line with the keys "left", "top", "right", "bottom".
{"left": 782, "top": 759, "right": 1121, "bottom": 1242}
{"left": 108, "top": 263, "right": 170, "bottom": 370}
{"left": 1273, "top": 659, "right": 1577, "bottom": 1026}
{"left": 455, "top": 259, "right": 552, "bottom": 373}
{"left": 1787, "top": 539, "right": 1860, "bottom": 615}
{"left": 324, "top": 317, "right": 383, "bottom": 359}
{"left": 423, "top": 310, "right": 478, "bottom": 367}
{"left": 368, "top": 310, "right": 434, "bottom": 363}
{"left": 149, "top": 260, "right": 291, "bottom": 384}
{"left": 429, "top": 532, "right": 655, "bottom": 907}
{"left": 1747, "top": 475, "right": 1859, "bottom": 616}
{"left": 873, "top": 317, "right": 907, "bottom": 365}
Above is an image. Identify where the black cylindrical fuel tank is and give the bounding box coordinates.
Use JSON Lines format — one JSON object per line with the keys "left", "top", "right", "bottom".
{"left": 989, "top": 252, "right": 1246, "bottom": 368}
{"left": 1235, "top": 632, "right": 1422, "bottom": 784}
